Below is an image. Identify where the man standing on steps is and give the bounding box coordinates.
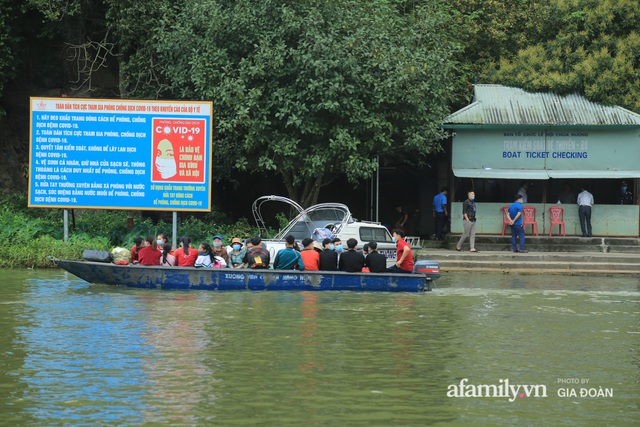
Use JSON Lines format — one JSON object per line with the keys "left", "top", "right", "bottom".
{"left": 456, "top": 190, "right": 477, "bottom": 252}
{"left": 507, "top": 194, "right": 528, "bottom": 253}
{"left": 432, "top": 187, "right": 448, "bottom": 241}
{"left": 577, "top": 186, "right": 594, "bottom": 237}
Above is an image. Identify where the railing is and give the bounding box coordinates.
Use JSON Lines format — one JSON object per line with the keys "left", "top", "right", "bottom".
{"left": 449, "top": 202, "right": 639, "bottom": 236}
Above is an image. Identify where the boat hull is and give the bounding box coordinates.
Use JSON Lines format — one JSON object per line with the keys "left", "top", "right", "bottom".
{"left": 54, "top": 260, "right": 435, "bottom": 292}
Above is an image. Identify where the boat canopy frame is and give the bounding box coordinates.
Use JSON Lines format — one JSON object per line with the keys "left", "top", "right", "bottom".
{"left": 251, "top": 195, "right": 356, "bottom": 241}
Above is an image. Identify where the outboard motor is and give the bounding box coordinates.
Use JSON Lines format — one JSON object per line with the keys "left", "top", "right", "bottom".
{"left": 413, "top": 260, "right": 441, "bottom": 291}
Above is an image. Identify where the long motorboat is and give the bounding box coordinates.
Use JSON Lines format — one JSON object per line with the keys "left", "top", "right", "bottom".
{"left": 52, "top": 258, "right": 441, "bottom": 292}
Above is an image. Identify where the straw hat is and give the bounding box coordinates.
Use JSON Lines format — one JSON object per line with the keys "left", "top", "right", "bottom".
{"left": 231, "top": 237, "right": 243, "bottom": 245}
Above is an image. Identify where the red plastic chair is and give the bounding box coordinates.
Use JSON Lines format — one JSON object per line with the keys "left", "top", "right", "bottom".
{"left": 548, "top": 206, "right": 566, "bottom": 237}
{"left": 522, "top": 206, "right": 539, "bottom": 236}
{"left": 501, "top": 206, "right": 510, "bottom": 236}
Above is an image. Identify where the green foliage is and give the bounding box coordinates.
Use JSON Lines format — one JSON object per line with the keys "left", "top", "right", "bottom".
{"left": 110, "top": 0, "right": 463, "bottom": 206}
{"left": 0, "top": 233, "right": 111, "bottom": 269}
{"left": 479, "top": 0, "right": 640, "bottom": 111}
{"left": 0, "top": 0, "right": 23, "bottom": 113}
{"left": 275, "top": 213, "right": 290, "bottom": 231}
{"left": 0, "top": 193, "right": 264, "bottom": 268}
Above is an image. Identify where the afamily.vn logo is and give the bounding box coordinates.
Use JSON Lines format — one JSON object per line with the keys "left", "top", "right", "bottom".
{"left": 447, "top": 379, "right": 548, "bottom": 402}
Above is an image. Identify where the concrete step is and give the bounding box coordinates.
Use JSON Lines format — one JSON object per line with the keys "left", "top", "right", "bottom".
{"left": 439, "top": 260, "right": 640, "bottom": 273}
{"left": 423, "top": 235, "right": 640, "bottom": 254}
{"left": 439, "top": 266, "right": 639, "bottom": 276}
{"left": 445, "top": 243, "right": 608, "bottom": 252}
{"left": 421, "top": 251, "right": 640, "bottom": 263}
{"left": 607, "top": 245, "right": 640, "bottom": 253}
{"left": 415, "top": 248, "right": 640, "bottom": 276}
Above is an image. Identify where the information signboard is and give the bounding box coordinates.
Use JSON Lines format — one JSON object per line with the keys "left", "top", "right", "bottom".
{"left": 29, "top": 98, "right": 213, "bottom": 211}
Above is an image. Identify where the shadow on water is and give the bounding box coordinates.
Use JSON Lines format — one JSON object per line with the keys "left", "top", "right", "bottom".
{"left": 0, "top": 269, "right": 638, "bottom": 426}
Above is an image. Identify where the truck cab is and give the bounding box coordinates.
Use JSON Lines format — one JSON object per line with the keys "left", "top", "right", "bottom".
{"left": 252, "top": 196, "right": 400, "bottom": 266}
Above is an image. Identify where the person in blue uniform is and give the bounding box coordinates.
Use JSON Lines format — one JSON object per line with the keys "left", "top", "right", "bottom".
{"left": 507, "top": 194, "right": 528, "bottom": 253}
{"left": 432, "top": 187, "right": 448, "bottom": 240}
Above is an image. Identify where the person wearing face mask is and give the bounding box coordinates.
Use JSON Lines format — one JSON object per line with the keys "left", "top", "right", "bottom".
{"left": 228, "top": 237, "right": 247, "bottom": 268}
{"left": 332, "top": 238, "right": 343, "bottom": 254}
{"left": 155, "top": 139, "right": 178, "bottom": 179}
{"left": 619, "top": 181, "right": 633, "bottom": 205}
{"left": 456, "top": 190, "right": 478, "bottom": 253}
{"left": 319, "top": 237, "right": 338, "bottom": 271}
{"left": 157, "top": 233, "right": 171, "bottom": 253}
{"left": 212, "top": 235, "right": 229, "bottom": 265}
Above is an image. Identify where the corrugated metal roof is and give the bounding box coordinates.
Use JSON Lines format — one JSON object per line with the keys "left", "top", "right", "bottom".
{"left": 445, "top": 84, "right": 640, "bottom": 126}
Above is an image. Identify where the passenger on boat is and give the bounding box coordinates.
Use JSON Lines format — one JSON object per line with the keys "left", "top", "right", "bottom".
{"left": 157, "top": 233, "right": 170, "bottom": 251}
{"left": 300, "top": 238, "right": 320, "bottom": 271}
{"left": 365, "top": 241, "right": 387, "bottom": 273}
{"left": 274, "top": 235, "right": 305, "bottom": 270}
{"left": 174, "top": 236, "right": 199, "bottom": 267}
{"left": 212, "top": 235, "right": 229, "bottom": 265}
{"left": 138, "top": 235, "right": 162, "bottom": 266}
{"left": 228, "top": 237, "right": 247, "bottom": 268}
{"left": 362, "top": 243, "right": 370, "bottom": 257}
{"left": 339, "top": 238, "right": 366, "bottom": 272}
{"left": 243, "top": 236, "right": 270, "bottom": 269}
{"left": 195, "top": 242, "right": 227, "bottom": 268}
{"left": 332, "top": 237, "right": 344, "bottom": 254}
{"left": 130, "top": 236, "right": 144, "bottom": 264}
{"left": 387, "top": 230, "right": 414, "bottom": 273}
{"left": 160, "top": 242, "right": 176, "bottom": 266}
{"left": 319, "top": 238, "right": 338, "bottom": 271}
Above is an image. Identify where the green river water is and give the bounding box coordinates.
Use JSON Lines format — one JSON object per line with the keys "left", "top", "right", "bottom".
{"left": 0, "top": 269, "right": 638, "bottom": 426}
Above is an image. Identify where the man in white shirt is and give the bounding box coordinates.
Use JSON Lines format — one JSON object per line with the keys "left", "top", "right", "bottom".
{"left": 577, "top": 187, "right": 594, "bottom": 237}
{"left": 517, "top": 181, "right": 529, "bottom": 203}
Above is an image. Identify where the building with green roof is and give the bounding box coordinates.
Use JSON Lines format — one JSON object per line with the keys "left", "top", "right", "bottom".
{"left": 443, "top": 85, "right": 640, "bottom": 236}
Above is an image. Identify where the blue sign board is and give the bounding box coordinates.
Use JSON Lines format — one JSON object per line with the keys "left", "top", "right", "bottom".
{"left": 29, "top": 98, "right": 213, "bottom": 211}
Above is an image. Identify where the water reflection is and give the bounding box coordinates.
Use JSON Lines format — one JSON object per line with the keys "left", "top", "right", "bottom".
{"left": 136, "top": 293, "right": 217, "bottom": 425}
{"left": 1, "top": 270, "right": 638, "bottom": 426}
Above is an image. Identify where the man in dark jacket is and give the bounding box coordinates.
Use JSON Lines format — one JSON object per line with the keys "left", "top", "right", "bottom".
{"left": 364, "top": 241, "right": 387, "bottom": 273}
{"left": 319, "top": 237, "right": 338, "bottom": 271}
{"left": 338, "top": 238, "right": 366, "bottom": 272}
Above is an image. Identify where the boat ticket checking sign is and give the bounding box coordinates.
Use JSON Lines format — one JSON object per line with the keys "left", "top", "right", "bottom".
{"left": 29, "top": 98, "right": 213, "bottom": 211}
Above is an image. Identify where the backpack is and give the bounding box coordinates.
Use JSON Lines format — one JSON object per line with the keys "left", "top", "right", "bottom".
{"left": 248, "top": 247, "right": 269, "bottom": 269}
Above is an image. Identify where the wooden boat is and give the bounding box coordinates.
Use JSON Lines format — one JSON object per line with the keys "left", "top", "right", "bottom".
{"left": 52, "top": 259, "right": 440, "bottom": 292}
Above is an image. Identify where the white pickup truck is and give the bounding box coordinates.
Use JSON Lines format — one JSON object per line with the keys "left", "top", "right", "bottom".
{"left": 252, "top": 195, "right": 402, "bottom": 266}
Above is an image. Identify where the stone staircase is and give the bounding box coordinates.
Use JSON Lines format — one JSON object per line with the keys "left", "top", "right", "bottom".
{"left": 435, "top": 235, "right": 640, "bottom": 253}
{"left": 415, "top": 235, "right": 640, "bottom": 275}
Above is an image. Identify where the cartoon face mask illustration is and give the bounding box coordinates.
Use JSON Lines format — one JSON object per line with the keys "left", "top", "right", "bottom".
{"left": 155, "top": 139, "right": 177, "bottom": 179}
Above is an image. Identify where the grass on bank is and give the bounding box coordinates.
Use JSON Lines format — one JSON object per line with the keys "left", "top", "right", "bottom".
{"left": 0, "top": 193, "right": 268, "bottom": 268}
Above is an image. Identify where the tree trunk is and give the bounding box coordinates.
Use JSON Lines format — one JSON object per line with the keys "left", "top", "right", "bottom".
{"left": 281, "top": 172, "right": 325, "bottom": 208}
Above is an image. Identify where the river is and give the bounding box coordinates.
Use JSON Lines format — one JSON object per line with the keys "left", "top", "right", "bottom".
{"left": 1, "top": 269, "right": 638, "bottom": 426}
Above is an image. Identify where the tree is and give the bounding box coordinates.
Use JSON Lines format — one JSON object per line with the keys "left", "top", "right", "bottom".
{"left": 111, "top": 0, "right": 462, "bottom": 206}
{"left": 480, "top": 0, "right": 640, "bottom": 111}
{"left": 24, "top": 0, "right": 117, "bottom": 97}
{"left": 448, "top": 0, "right": 552, "bottom": 76}
{"left": 0, "top": 0, "right": 22, "bottom": 113}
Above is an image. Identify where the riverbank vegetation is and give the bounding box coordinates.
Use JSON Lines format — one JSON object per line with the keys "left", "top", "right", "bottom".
{"left": 2, "top": 0, "right": 640, "bottom": 262}
{"left": 0, "top": 194, "right": 264, "bottom": 268}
